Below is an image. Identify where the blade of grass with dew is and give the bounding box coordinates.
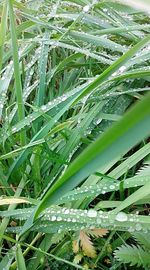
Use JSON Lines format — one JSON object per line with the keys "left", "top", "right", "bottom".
{"left": 1, "top": 1, "right": 150, "bottom": 268}
{"left": 118, "top": 0, "right": 150, "bottom": 14}
{"left": 34, "top": 92, "right": 150, "bottom": 216}
{"left": 43, "top": 101, "right": 106, "bottom": 192}
{"left": 74, "top": 34, "right": 150, "bottom": 102}
{"left": 0, "top": 2, "right": 8, "bottom": 73}
{"left": 0, "top": 122, "right": 72, "bottom": 160}
{"left": 30, "top": 37, "right": 113, "bottom": 64}
{"left": 7, "top": 35, "right": 150, "bottom": 144}
{"left": 36, "top": 31, "right": 49, "bottom": 108}
{"left": 62, "top": 30, "right": 126, "bottom": 53}
{"left": 7, "top": 88, "right": 87, "bottom": 179}
{"left": 8, "top": 0, "right": 26, "bottom": 145}
{"left": 112, "top": 181, "right": 150, "bottom": 215}
{"left": 1, "top": 53, "right": 87, "bottom": 143}
{"left": 93, "top": 24, "right": 150, "bottom": 36}
{"left": 57, "top": 175, "right": 150, "bottom": 204}
{"left": 5, "top": 207, "right": 150, "bottom": 233}
{"left": 18, "top": 92, "right": 150, "bottom": 238}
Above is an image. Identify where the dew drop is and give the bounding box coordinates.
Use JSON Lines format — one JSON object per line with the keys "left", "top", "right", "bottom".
{"left": 119, "top": 66, "right": 126, "bottom": 73}
{"left": 103, "top": 8, "right": 108, "bottom": 12}
{"left": 51, "top": 216, "right": 56, "bottom": 221}
{"left": 115, "top": 212, "right": 128, "bottom": 222}
{"left": 128, "top": 227, "right": 135, "bottom": 232}
{"left": 64, "top": 209, "right": 70, "bottom": 214}
{"left": 109, "top": 185, "right": 115, "bottom": 190}
{"left": 41, "top": 105, "right": 47, "bottom": 111}
{"left": 72, "top": 218, "right": 76, "bottom": 222}
{"left": 96, "top": 218, "right": 101, "bottom": 224}
{"left": 87, "top": 209, "right": 97, "bottom": 218}
{"left": 135, "top": 223, "right": 142, "bottom": 231}
{"left": 57, "top": 216, "right": 62, "bottom": 221}
{"left": 83, "top": 5, "right": 90, "bottom": 12}
{"left": 12, "top": 127, "right": 17, "bottom": 132}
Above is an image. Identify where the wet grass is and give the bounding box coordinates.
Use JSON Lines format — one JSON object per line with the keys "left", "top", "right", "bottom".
{"left": 0, "top": 1, "right": 150, "bottom": 269}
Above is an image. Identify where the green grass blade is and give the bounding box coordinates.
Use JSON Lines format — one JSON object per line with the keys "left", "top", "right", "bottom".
{"left": 7, "top": 88, "right": 84, "bottom": 178}
{"left": 8, "top": 0, "right": 26, "bottom": 145}
{"left": 112, "top": 181, "right": 150, "bottom": 214}
{"left": 119, "top": 0, "right": 150, "bottom": 13}
{"left": 15, "top": 244, "right": 27, "bottom": 270}
{"left": 0, "top": 2, "right": 8, "bottom": 73}
{"left": 34, "top": 92, "right": 150, "bottom": 218}
{"left": 75, "top": 35, "right": 150, "bottom": 102}
{"left": 36, "top": 32, "right": 49, "bottom": 107}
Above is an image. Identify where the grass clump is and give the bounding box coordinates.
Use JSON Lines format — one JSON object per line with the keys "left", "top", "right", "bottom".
{"left": 0, "top": 0, "right": 150, "bottom": 269}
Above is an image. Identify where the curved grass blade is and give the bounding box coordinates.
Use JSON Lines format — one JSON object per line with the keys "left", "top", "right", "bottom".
{"left": 34, "top": 92, "right": 150, "bottom": 218}
{"left": 74, "top": 35, "right": 150, "bottom": 102}
{"left": 7, "top": 88, "right": 85, "bottom": 178}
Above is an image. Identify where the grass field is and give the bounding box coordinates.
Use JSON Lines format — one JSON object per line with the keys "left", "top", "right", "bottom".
{"left": 0, "top": 0, "right": 150, "bottom": 269}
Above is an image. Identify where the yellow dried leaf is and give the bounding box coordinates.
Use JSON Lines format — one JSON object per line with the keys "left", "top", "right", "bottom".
{"left": 79, "top": 230, "right": 96, "bottom": 258}
{"left": 72, "top": 240, "right": 79, "bottom": 253}
{"left": 0, "top": 197, "right": 31, "bottom": 205}
{"left": 89, "top": 228, "right": 108, "bottom": 238}
{"left": 73, "top": 254, "right": 83, "bottom": 264}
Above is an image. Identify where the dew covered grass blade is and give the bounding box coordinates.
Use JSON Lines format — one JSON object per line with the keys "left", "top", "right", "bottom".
{"left": 30, "top": 92, "right": 150, "bottom": 219}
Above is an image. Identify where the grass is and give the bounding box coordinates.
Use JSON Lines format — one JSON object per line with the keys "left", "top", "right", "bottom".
{"left": 0, "top": 0, "right": 150, "bottom": 269}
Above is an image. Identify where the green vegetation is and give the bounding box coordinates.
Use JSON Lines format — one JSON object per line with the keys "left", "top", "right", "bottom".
{"left": 0, "top": 0, "right": 150, "bottom": 269}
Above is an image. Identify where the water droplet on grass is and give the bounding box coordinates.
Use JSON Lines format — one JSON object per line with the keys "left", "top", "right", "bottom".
{"left": 87, "top": 209, "right": 97, "bottom": 218}
{"left": 64, "top": 209, "right": 70, "bottom": 214}
{"left": 57, "top": 216, "right": 62, "bottom": 221}
{"left": 135, "top": 223, "right": 142, "bottom": 231}
{"left": 72, "top": 218, "right": 76, "bottom": 222}
{"left": 51, "top": 216, "right": 56, "bottom": 221}
{"left": 110, "top": 185, "right": 115, "bottom": 190}
{"left": 119, "top": 66, "right": 126, "bottom": 73}
{"left": 115, "top": 212, "right": 128, "bottom": 222}
{"left": 83, "top": 5, "right": 90, "bottom": 12}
